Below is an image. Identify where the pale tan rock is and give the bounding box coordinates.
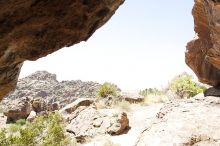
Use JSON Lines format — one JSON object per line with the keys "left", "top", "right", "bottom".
{"left": 60, "top": 98, "right": 94, "bottom": 114}
{"left": 135, "top": 95, "right": 220, "bottom": 146}
{"left": 26, "top": 110, "right": 37, "bottom": 122}
{"left": 63, "top": 105, "right": 129, "bottom": 141}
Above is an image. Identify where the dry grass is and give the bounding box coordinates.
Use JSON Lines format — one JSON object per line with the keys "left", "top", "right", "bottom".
{"left": 114, "top": 100, "right": 131, "bottom": 112}
{"left": 143, "top": 95, "right": 169, "bottom": 105}
{"left": 103, "top": 138, "right": 120, "bottom": 146}
{"left": 87, "top": 135, "right": 120, "bottom": 146}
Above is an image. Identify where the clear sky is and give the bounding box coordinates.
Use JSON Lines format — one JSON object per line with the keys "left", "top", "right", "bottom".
{"left": 20, "top": 0, "right": 195, "bottom": 91}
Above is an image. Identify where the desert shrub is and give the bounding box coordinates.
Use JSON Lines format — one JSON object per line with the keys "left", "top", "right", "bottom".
{"left": 139, "top": 88, "right": 164, "bottom": 97}
{"left": 143, "top": 94, "right": 169, "bottom": 105}
{"left": 169, "top": 73, "right": 206, "bottom": 98}
{"left": 42, "top": 113, "right": 71, "bottom": 146}
{"left": 0, "top": 129, "right": 10, "bottom": 145}
{"left": 0, "top": 112, "right": 74, "bottom": 146}
{"left": 9, "top": 124, "right": 20, "bottom": 133}
{"left": 97, "top": 82, "right": 118, "bottom": 98}
{"left": 15, "top": 119, "right": 26, "bottom": 126}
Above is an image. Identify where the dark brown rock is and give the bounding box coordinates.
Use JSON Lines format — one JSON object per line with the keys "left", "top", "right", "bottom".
{"left": 31, "top": 98, "right": 59, "bottom": 113}
{"left": 0, "top": 0, "right": 124, "bottom": 100}
{"left": 204, "top": 87, "right": 220, "bottom": 97}
{"left": 186, "top": 0, "right": 220, "bottom": 86}
{"left": 3, "top": 97, "right": 32, "bottom": 123}
{"left": 121, "top": 92, "right": 144, "bottom": 103}
{"left": 107, "top": 112, "right": 129, "bottom": 135}
{"left": 31, "top": 98, "right": 47, "bottom": 113}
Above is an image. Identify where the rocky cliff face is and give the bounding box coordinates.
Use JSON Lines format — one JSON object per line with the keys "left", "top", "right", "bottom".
{"left": 186, "top": 0, "right": 220, "bottom": 86}
{"left": 0, "top": 0, "right": 124, "bottom": 100}
{"left": 3, "top": 71, "right": 100, "bottom": 108}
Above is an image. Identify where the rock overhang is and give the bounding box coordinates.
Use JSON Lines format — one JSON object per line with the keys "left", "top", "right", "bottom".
{"left": 0, "top": 0, "right": 124, "bottom": 100}
{"left": 186, "top": 0, "right": 220, "bottom": 87}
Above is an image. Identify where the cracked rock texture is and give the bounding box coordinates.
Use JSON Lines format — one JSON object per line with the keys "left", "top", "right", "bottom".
{"left": 186, "top": 0, "right": 220, "bottom": 86}
{"left": 135, "top": 95, "right": 220, "bottom": 146}
{"left": 3, "top": 71, "right": 100, "bottom": 108}
{"left": 0, "top": 0, "right": 124, "bottom": 100}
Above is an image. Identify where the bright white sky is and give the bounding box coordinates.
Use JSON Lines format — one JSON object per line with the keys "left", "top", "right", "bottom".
{"left": 20, "top": 0, "right": 196, "bottom": 91}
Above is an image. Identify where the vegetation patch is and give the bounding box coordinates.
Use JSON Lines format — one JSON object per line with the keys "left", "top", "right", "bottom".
{"left": 97, "top": 82, "right": 119, "bottom": 98}
{"left": 139, "top": 88, "right": 164, "bottom": 97}
{"left": 169, "top": 73, "right": 206, "bottom": 98}
{"left": 0, "top": 112, "right": 76, "bottom": 146}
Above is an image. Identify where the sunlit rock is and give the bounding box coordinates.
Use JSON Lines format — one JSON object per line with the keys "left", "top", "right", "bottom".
{"left": 186, "top": 0, "right": 220, "bottom": 87}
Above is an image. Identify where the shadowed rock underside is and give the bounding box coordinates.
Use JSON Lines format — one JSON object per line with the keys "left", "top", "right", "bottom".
{"left": 186, "top": 0, "right": 220, "bottom": 87}
{"left": 0, "top": 0, "right": 124, "bottom": 100}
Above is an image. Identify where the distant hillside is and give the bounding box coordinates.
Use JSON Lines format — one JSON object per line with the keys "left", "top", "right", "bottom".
{"left": 3, "top": 71, "right": 100, "bottom": 107}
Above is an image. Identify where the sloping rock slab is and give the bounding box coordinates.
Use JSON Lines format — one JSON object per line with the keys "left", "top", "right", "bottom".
{"left": 60, "top": 98, "right": 94, "bottom": 114}
{"left": 65, "top": 106, "right": 129, "bottom": 140}
{"left": 135, "top": 95, "right": 220, "bottom": 146}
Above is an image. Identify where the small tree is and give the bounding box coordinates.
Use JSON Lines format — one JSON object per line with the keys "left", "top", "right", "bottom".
{"left": 169, "top": 73, "right": 206, "bottom": 98}
{"left": 97, "top": 82, "right": 118, "bottom": 98}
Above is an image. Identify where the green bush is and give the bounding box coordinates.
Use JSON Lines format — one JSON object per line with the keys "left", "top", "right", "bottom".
{"left": 97, "top": 82, "right": 118, "bottom": 98}
{"left": 15, "top": 119, "right": 26, "bottom": 126}
{"left": 0, "top": 112, "right": 75, "bottom": 146}
{"left": 169, "top": 73, "right": 206, "bottom": 98}
{"left": 8, "top": 124, "right": 20, "bottom": 133}
{"left": 42, "top": 113, "right": 71, "bottom": 146}
{"left": 139, "top": 88, "right": 164, "bottom": 97}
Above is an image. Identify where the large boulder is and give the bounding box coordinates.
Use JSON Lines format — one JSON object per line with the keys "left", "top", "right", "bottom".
{"left": 0, "top": 0, "right": 124, "bottom": 100}
{"left": 186, "top": 0, "right": 220, "bottom": 86}
{"left": 65, "top": 106, "right": 129, "bottom": 139}
{"left": 60, "top": 98, "right": 129, "bottom": 141}
{"left": 31, "top": 97, "right": 59, "bottom": 113}
{"left": 31, "top": 98, "right": 47, "bottom": 113}
{"left": 3, "top": 97, "right": 32, "bottom": 123}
